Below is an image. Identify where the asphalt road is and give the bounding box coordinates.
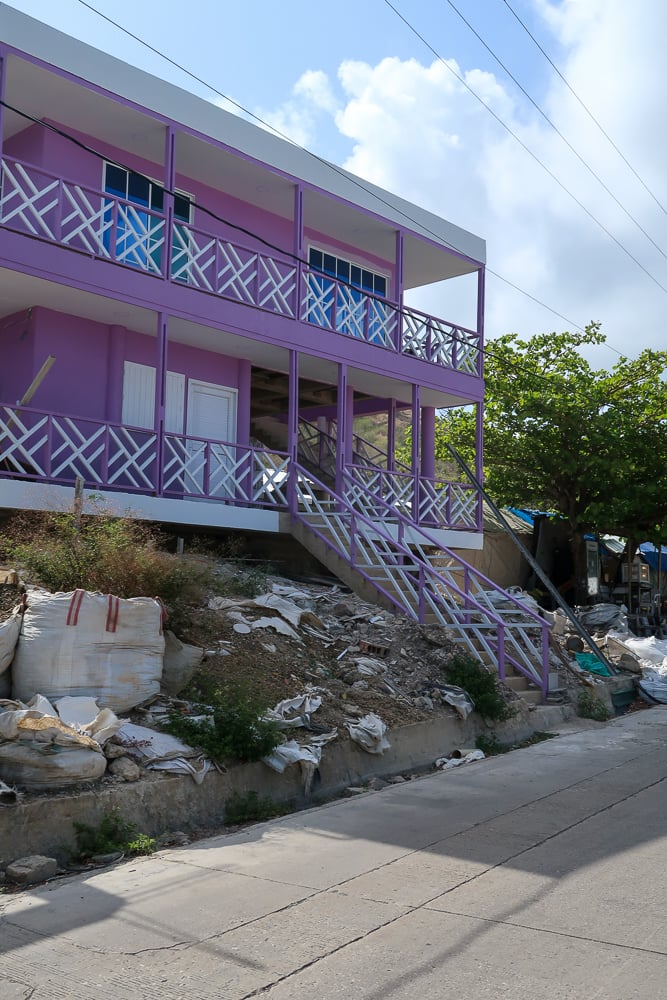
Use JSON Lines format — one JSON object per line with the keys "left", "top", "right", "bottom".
{"left": 1, "top": 708, "right": 666, "bottom": 999}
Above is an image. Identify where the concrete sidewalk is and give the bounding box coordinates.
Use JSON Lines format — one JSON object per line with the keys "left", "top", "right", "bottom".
{"left": 1, "top": 709, "right": 666, "bottom": 999}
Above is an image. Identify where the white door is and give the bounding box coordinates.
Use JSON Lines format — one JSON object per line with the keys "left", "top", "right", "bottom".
{"left": 121, "top": 362, "right": 184, "bottom": 431}
{"left": 186, "top": 380, "right": 237, "bottom": 497}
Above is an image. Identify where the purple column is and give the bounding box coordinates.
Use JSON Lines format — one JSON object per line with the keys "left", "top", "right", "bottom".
{"left": 411, "top": 384, "right": 420, "bottom": 521}
{"left": 476, "top": 265, "right": 486, "bottom": 377}
{"left": 394, "top": 230, "right": 405, "bottom": 352}
{"left": 0, "top": 51, "right": 6, "bottom": 164}
{"left": 387, "top": 398, "right": 397, "bottom": 471}
{"left": 475, "top": 401, "right": 484, "bottom": 530}
{"left": 421, "top": 406, "right": 435, "bottom": 479}
{"left": 287, "top": 349, "right": 299, "bottom": 513}
{"left": 335, "top": 363, "right": 348, "bottom": 499}
{"left": 154, "top": 313, "right": 168, "bottom": 496}
{"left": 294, "top": 184, "right": 304, "bottom": 318}
{"left": 237, "top": 359, "right": 252, "bottom": 504}
{"left": 163, "top": 126, "right": 176, "bottom": 281}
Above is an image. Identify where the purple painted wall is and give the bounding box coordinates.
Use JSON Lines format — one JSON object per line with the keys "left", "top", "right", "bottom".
{"left": 5, "top": 308, "right": 246, "bottom": 436}
{"left": 5, "top": 120, "right": 395, "bottom": 280}
{"left": 0, "top": 308, "right": 35, "bottom": 403}
{"left": 4, "top": 123, "right": 45, "bottom": 164}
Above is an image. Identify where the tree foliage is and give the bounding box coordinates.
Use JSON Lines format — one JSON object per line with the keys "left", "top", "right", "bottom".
{"left": 433, "top": 324, "right": 667, "bottom": 597}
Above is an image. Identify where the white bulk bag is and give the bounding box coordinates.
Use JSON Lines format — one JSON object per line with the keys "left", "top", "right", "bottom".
{"left": 0, "top": 741, "right": 107, "bottom": 790}
{"left": 0, "top": 608, "right": 21, "bottom": 678}
{"left": 12, "top": 589, "right": 165, "bottom": 712}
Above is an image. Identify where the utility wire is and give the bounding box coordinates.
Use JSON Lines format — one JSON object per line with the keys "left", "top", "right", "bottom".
{"left": 3, "top": 97, "right": 664, "bottom": 416}
{"left": 444, "top": 0, "right": 666, "bottom": 260}
{"left": 71, "top": 0, "right": 589, "bottom": 335}
{"left": 501, "top": 0, "right": 667, "bottom": 219}
{"left": 382, "top": 0, "right": 667, "bottom": 295}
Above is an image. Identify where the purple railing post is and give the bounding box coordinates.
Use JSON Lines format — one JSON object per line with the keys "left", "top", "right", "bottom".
{"left": 541, "top": 626, "right": 549, "bottom": 700}
{"left": 476, "top": 265, "right": 486, "bottom": 378}
{"left": 287, "top": 350, "right": 299, "bottom": 515}
{"left": 451, "top": 326, "right": 458, "bottom": 371}
{"left": 100, "top": 423, "right": 109, "bottom": 486}
{"left": 203, "top": 442, "right": 211, "bottom": 498}
{"left": 53, "top": 178, "right": 64, "bottom": 243}
{"left": 418, "top": 564, "right": 425, "bottom": 621}
{"left": 109, "top": 200, "right": 118, "bottom": 262}
{"left": 45, "top": 416, "right": 53, "bottom": 479}
{"left": 496, "top": 625, "right": 506, "bottom": 682}
{"left": 411, "top": 384, "right": 420, "bottom": 522}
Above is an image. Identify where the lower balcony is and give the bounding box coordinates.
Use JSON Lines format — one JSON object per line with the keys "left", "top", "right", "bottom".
{"left": 0, "top": 404, "right": 482, "bottom": 540}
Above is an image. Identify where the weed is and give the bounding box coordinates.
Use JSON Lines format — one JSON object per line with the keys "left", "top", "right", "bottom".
{"left": 577, "top": 689, "right": 610, "bottom": 722}
{"left": 0, "top": 508, "right": 213, "bottom": 631}
{"left": 73, "top": 809, "right": 156, "bottom": 860}
{"left": 213, "top": 565, "right": 270, "bottom": 599}
{"left": 444, "top": 655, "right": 514, "bottom": 722}
{"left": 224, "top": 790, "right": 290, "bottom": 825}
{"left": 163, "top": 685, "right": 282, "bottom": 764}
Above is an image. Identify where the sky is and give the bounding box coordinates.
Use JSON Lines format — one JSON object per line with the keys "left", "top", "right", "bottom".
{"left": 4, "top": 0, "right": 667, "bottom": 365}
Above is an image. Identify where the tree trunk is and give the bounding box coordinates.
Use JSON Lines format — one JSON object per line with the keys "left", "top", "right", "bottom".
{"left": 572, "top": 530, "right": 589, "bottom": 606}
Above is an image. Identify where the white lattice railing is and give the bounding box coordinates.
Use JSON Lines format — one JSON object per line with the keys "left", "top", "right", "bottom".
{"left": 345, "top": 465, "right": 479, "bottom": 529}
{"left": 0, "top": 405, "right": 290, "bottom": 508}
{"left": 1, "top": 155, "right": 483, "bottom": 375}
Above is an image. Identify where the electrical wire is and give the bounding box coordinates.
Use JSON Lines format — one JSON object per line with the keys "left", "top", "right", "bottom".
{"left": 501, "top": 0, "right": 667, "bottom": 219}
{"left": 2, "top": 97, "right": 665, "bottom": 421}
{"left": 382, "top": 0, "right": 667, "bottom": 295}
{"left": 69, "top": 0, "right": 590, "bottom": 336}
{"left": 443, "top": 0, "right": 666, "bottom": 260}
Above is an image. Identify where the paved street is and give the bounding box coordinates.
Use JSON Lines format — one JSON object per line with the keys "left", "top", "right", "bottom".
{"left": 1, "top": 708, "right": 666, "bottom": 999}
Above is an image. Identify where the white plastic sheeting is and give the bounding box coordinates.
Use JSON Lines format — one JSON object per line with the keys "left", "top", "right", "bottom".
{"left": 345, "top": 713, "right": 390, "bottom": 754}
{"left": 115, "top": 722, "right": 212, "bottom": 784}
{"left": 12, "top": 589, "right": 165, "bottom": 711}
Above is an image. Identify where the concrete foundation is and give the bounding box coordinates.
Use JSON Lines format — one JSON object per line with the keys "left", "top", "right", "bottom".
{"left": 0, "top": 705, "right": 572, "bottom": 864}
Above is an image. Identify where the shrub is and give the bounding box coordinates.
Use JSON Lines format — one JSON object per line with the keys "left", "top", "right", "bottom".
{"left": 163, "top": 686, "right": 282, "bottom": 764}
{"left": 73, "top": 809, "right": 156, "bottom": 860}
{"left": 577, "top": 689, "right": 610, "bottom": 722}
{"left": 224, "top": 790, "right": 290, "bottom": 825}
{"left": 444, "top": 654, "right": 514, "bottom": 722}
{"left": 0, "top": 508, "right": 213, "bottom": 630}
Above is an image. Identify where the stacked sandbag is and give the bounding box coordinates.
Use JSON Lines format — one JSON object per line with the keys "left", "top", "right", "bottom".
{"left": 0, "top": 608, "right": 22, "bottom": 699}
{"left": 12, "top": 589, "right": 165, "bottom": 712}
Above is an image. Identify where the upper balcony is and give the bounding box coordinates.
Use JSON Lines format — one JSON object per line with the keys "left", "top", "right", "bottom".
{"left": 0, "top": 155, "right": 482, "bottom": 378}
{"left": 0, "top": 8, "right": 486, "bottom": 396}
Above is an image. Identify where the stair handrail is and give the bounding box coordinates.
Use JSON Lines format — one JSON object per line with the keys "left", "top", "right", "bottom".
{"left": 292, "top": 463, "right": 550, "bottom": 694}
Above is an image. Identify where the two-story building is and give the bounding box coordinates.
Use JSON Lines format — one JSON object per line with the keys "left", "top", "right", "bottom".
{"left": 0, "top": 6, "right": 551, "bottom": 697}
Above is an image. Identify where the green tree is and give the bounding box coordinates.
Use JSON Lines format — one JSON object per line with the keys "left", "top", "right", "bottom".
{"left": 432, "top": 324, "right": 667, "bottom": 602}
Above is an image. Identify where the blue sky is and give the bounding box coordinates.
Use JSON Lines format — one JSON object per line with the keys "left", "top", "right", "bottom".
{"left": 5, "top": 1, "right": 667, "bottom": 361}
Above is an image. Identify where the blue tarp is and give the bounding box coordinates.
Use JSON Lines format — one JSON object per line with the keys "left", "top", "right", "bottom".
{"left": 639, "top": 543, "right": 667, "bottom": 574}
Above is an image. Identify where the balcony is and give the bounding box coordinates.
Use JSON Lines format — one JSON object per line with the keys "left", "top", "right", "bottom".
{"left": 0, "top": 156, "right": 482, "bottom": 377}
{"left": 0, "top": 404, "right": 481, "bottom": 531}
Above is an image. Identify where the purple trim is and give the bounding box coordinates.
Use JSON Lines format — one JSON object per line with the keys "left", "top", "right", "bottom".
{"left": 475, "top": 402, "right": 484, "bottom": 531}
{"left": 335, "top": 363, "right": 347, "bottom": 500}
{"left": 411, "top": 384, "right": 420, "bottom": 521}
{"left": 477, "top": 266, "right": 485, "bottom": 375}
{"left": 387, "top": 398, "right": 396, "bottom": 472}
{"left": 287, "top": 350, "right": 298, "bottom": 513}
{"left": 154, "top": 313, "right": 168, "bottom": 496}
{"left": 420, "top": 406, "right": 435, "bottom": 479}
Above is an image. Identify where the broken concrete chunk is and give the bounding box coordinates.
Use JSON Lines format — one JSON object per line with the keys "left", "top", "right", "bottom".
{"left": 6, "top": 855, "right": 58, "bottom": 885}
{"left": 108, "top": 757, "right": 141, "bottom": 782}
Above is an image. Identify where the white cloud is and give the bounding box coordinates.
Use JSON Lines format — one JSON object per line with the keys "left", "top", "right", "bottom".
{"left": 256, "top": 1, "right": 667, "bottom": 359}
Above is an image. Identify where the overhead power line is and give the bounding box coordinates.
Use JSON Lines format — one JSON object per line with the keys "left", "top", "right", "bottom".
{"left": 382, "top": 0, "right": 667, "bottom": 296}
{"left": 501, "top": 0, "right": 667, "bottom": 219}
{"left": 444, "top": 0, "right": 666, "bottom": 260}
{"left": 71, "top": 0, "right": 589, "bottom": 335}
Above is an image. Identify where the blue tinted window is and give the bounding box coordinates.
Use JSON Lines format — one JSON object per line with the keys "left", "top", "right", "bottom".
{"left": 105, "top": 165, "right": 126, "bottom": 198}
{"left": 310, "top": 249, "right": 323, "bottom": 271}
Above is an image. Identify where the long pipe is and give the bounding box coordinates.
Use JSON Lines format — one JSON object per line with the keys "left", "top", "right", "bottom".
{"left": 445, "top": 443, "right": 616, "bottom": 674}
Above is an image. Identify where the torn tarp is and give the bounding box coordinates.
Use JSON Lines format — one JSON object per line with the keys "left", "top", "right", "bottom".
{"left": 115, "top": 722, "right": 212, "bottom": 784}
{"left": 263, "top": 692, "right": 323, "bottom": 729}
{"left": 345, "top": 713, "right": 390, "bottom": 754}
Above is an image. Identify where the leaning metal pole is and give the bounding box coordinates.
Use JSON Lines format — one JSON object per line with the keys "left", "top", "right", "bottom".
{"left": 445, "top": 443, "right": 616, "bottom": 673}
